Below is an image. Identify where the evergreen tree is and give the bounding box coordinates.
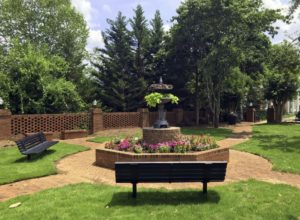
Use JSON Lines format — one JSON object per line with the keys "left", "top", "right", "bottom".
{"left": 92, "top": 12, "right": 146, "bottom": 112}
{"left": 130, "top": 5, "right": 149, "bottom": 79}
{"left": 148, "top": 10, "right": 165, "bottom": 83}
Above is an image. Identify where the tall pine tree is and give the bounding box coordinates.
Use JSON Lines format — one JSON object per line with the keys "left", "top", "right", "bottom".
{"left": 92, "top": 12, "right": 146, "bottom": 112}
{"left": 148, "top": 10, "right": 165, "bottom": 83}
{"left": 130, "top": 5, "right": 150, "bottom": 79}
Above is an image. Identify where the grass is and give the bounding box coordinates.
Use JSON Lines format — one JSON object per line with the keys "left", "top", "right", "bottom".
{"left": 88, "top": 131, "right": 142, "bottom": 143}
{"left": 0, "top": 180, "right": 300, "bottom": 219}
{"left": 234, "top": 123, "right": 300, "bottom": 174}
{"left": 181, "top": 127, "right": 232, "bottom": 141}
{"left": 89, "top": 127, "right": 231, "bottom": 143}
{"left": 0, "top": 143, "right": 88, "bottom": 185}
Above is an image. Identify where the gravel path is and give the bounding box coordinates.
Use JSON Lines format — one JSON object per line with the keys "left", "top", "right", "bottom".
{"left": 1, "top": 122, "right": 300, "bottom": 202}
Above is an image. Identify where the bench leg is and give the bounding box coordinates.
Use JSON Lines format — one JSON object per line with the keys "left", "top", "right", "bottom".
{"left": 203, "top": 182, "right": 207, "bottom": 194}
{"left": 132, "top": 183, "right": 137, "bottom": 198}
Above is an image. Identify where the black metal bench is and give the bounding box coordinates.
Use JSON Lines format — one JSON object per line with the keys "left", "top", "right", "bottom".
{"left": 115, "top": 161, "right": 228, "bottom": 198}
{"left": 16, "top": 132, "right": 58, "bottom": 160}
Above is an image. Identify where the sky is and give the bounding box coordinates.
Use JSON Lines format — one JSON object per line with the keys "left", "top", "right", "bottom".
{"left": 70, "top": 0, "right": 300, "bottom": 51}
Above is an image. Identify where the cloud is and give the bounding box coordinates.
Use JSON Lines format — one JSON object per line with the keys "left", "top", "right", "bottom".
{"left": 87, "top": 29, "right": 104, "bottom": 51}
{"left": 102, "top": 4, "right": 112, "bottom": 13}
{"left": 71, "top": 0, "right": 104, "bottom": 51}
{"left": 163, "top": 23, "right": 171, "bottom": 32}
{"left": 262, "top": 0, "right": 300, "bottom": 43}
{"left": 71, "top": 0, "right": 92, "bottom": 23}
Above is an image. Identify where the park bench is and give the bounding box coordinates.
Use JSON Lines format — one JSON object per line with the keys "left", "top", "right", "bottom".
{"left": 115, "top": 161, "right": 227, "bottom": 198}
{"left": 16, "top": 132, "right": 58, "bottom": 160}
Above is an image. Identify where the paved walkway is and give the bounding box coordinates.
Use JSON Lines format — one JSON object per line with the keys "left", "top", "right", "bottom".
{"left": 1, "top": 122, "right": 300, "bottom": 202}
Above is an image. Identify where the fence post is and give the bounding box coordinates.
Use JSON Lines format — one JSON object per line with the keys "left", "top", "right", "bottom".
{"left": 138, "top": 108, "right": 149, "bottom": 128}
{"left": 173, "top": 108, "right": 184, "bottom": 126}
{"left": 90, "top": 108, "right": 103, "bottom": 134}
{"left": 0, "top": 109, "right": 12, "bottom": 140}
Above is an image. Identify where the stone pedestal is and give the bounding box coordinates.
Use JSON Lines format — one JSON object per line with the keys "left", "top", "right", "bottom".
{"left": 143, "top": 127, "right": 181, "bottom": 144}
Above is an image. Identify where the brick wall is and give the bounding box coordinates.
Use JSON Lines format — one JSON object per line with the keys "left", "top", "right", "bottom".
{"left": 0, "top": 108, "right": 194, "bottom": 140}
{"left": 11, "top": 113, "right": 90, "bottom": 135}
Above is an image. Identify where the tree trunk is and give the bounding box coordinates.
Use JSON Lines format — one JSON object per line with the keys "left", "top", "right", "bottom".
{"left": 274, "top": 102, "right": 283, "bottom": 123}
{"left": 195, "top": 73, "right": 200, "bottom": 126}
{"left": 213, "top": 91, "right": 220, "bottom": 128}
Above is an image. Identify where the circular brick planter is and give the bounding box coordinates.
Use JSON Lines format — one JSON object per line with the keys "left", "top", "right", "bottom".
{"left": 143, "top": 127, "right": 181, "bottom": 144}
{"left": 95, "top": 147, "right": 229, "bottom": 170}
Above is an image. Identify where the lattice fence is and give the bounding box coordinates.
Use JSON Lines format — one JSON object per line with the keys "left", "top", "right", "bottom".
{"left": 103, "top": 112, "right": 141, "bottom": 129}
{"left": 11, "top": 113, "right": 90, "bottom": 135}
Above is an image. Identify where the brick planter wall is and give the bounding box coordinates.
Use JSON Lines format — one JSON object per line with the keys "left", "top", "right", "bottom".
{"left": 95, "top": 147, "right": 229, "bottom": 170}
{"left": 25, "top": 132, "right": 54, "bottom": 141}
{"left": 61, "top": 130, "right": 88, "bottom": 140}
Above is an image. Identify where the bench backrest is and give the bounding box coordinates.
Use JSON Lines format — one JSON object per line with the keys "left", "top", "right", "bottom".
{"left": 16, "top": 132, "right": 46, "bottom": 153}
{"left": 115, "top": 161, "right": 227, "bottom": 183}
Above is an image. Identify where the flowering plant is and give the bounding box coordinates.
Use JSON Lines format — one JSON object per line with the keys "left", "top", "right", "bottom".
{"left": 105, "top": 134, "right": 217, "bottom": 153}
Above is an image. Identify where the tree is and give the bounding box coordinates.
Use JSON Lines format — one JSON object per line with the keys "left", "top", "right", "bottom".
{"left": 167, "top": 0, "right": 283, "bottom": 127}
{"left": 264, "top": 41, "right": 300, "bottom": 123}
{"left": 1, "top": 41, "right": 85, "bottom": 114}
{"left": 0, "top": 0, "right": 89, "bottom": 84}
{"left": 147, "top": 10, "right": 165, "bottom": 83}
{"left": 92, "top": 12, "right": 146, "bottom": 112}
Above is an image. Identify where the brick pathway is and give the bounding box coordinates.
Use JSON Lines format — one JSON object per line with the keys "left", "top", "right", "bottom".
{"left": 1, "top": 122, "right": 300, "bottom": 202}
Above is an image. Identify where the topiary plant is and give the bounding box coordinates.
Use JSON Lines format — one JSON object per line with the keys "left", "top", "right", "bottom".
{"left": 144, "top": 92, "right": 179, "bottom": 107}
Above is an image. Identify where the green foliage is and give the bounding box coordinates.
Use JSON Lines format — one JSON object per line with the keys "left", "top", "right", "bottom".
{"left": 43, "top": 79, "right": 86, "bottom": 113}
{"left": 92, "top": 12, "right": 146, "bottom": 112}
{"left": 0, "top": 0, "right": 89, "bottom": 83}
{"left": 144, "top": 92, "right": 179, "bottom": 107}
{"left": 0, "top": 143, "right": 88, "bottom": 185}
{"left": 235, "top": 124, "right": 300, "bottom": 174}
{"left": 0, "top": 41, "right": 85, "bottom": 114}
{"left": 167, "top": 0, "right": 284, "bottom": 127}
{"left": 264, "top": 41, "right": 300, "bottom": 122}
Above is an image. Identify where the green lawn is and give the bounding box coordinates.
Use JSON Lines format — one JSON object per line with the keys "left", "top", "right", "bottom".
{"left": 1, "top": 180, "right": 300, "bottom": 219}
{"left": 88, "top": 132, "right": 142, "bottom": 143}
{"left": 181, "top": 127, "right": 232, "bottom": 141}
{"left": 0, "top": 143, "right": 88, "bottom": 185}
{"left": 234, "top": 123, "right": 300, "bottom": 174}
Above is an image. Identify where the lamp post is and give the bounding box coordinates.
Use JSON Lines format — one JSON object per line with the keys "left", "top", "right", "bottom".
{"left": 92, "top": 100, "right": 97, "bottom": 107}
{"left": 0, "top": 97, "right": 4, "bottom": 109}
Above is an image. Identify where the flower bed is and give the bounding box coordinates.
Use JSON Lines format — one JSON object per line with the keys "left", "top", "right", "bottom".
{"left": 105, "top": 135, "right": 218, "bottom": 154}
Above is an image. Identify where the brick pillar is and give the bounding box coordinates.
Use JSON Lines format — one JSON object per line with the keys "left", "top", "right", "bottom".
{"left": 267, "top": 107, "right": 275, "bottom": 123}
{"left": 138, "top": 108, "right": 149, "bottom": 128}
{"left": 90, "top": 108, "right": 103, "bottom": 134}
{"left": 0, "top": 109, "right": 12, "bottom": 140}
{"left": 173, "top": 108, "right": 184, "bottom": 126}
{"left": 246, "top": 107, "right": 256, "bottom": 122}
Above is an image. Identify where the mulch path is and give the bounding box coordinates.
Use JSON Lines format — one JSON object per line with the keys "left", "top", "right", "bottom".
{"left": 1, "top": 122, "right": 300, "bottom": 202}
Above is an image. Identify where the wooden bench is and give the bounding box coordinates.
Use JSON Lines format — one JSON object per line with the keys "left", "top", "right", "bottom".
{"left": 16, "top": 132, "right": 58, "bottom": 160}
{"left": 115, "top": 161, "right": 228, "bottom": 198}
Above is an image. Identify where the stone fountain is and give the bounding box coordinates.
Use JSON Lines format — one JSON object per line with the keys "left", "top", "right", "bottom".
{"left": 143, "top": 77, "right": 181, "bottom": 144}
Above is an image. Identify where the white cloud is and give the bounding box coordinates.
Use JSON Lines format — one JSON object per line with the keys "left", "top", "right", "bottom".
{"left": 71, "top": 0, "right": 104, "bottom": 51}
{"left": 163, "top": 23, "right": 171, "bottom": 32}
{"left": 71, "top": 0, "right": 92, "bottom": 23}
{"left": 87, "top": 29, "right": 104, "bottom": 51}
{"left": 102, "top": 4, "right": 112, "bottom": 13}
{"left": 262, "top": 0, "right": 300, "bottom": 43}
